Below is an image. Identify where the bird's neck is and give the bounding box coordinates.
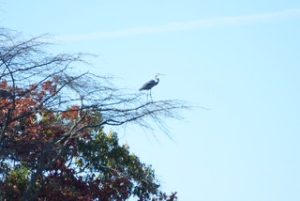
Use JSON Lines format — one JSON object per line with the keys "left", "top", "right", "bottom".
{"left": 155, "top": 78, "right": 159, "bottom": 84}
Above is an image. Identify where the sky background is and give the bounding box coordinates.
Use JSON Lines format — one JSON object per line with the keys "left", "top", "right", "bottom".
{"left": 1, "top": 1, "right": 300, "bottom": 200}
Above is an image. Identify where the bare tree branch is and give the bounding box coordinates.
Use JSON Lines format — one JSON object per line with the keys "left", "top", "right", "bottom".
{"left": 0, "top": 29, "right": 187, "bottom": 201}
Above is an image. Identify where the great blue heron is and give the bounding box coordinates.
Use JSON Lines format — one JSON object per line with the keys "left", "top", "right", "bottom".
{"left": 139, "top": 74, "right": 163, "bottom": 100}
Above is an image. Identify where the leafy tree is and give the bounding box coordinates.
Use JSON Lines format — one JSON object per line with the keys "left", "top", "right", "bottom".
{"left": 0, "top": 30, "right": 185, "bottom": 201}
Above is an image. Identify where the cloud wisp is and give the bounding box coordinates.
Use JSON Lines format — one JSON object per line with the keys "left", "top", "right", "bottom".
{"left": 55, "top": 8, "right": 300, "bottom": 42}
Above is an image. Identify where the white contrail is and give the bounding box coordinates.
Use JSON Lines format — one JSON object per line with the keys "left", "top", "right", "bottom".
{"left": 54, "top": 8, "right": 300, "bottom": 42}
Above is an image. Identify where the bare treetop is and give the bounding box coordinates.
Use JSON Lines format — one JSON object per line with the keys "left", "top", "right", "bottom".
{"left": 0, "top": 30, "right": 187, "bottom": 133}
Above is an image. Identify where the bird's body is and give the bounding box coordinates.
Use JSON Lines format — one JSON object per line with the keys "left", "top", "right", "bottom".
{"left": 139, "top": 74, "right": 162, "bottom": 101}
{"left": 139, "top": 79, "right": 159, "bottom": 91}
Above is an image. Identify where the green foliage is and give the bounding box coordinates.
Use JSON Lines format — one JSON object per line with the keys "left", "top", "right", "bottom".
{"left": 0, "top": 30, "right": 181, "bottom": 200}
{"left": 77, "top": 130, "right": 160, "bottom": 199}
{"left": 1, "top": 166, "right": 30, "bottom": 199}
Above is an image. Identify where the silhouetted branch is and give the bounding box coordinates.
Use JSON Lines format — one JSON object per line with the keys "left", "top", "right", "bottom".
{"left": 0, "top": 29, "right": 185, "bottom": 201}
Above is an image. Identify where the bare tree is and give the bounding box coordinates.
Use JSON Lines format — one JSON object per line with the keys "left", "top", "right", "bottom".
{"left": 0, "top": 29, "right": 186, "bottom": 201}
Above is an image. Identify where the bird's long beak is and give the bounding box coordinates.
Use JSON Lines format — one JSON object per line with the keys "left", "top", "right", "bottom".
{"left": 156, "top": 73, "right": 165, "bottom": 76}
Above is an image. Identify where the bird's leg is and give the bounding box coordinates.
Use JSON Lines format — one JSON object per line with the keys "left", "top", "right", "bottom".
{"left": 146, "top": 91, "right": 149, "bottom": 101}
{"left": 150, "top": 90, "right": 153, "bottom": 102}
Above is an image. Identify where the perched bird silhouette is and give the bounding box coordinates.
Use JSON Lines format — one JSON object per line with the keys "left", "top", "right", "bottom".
{"left": 0, "top": 89, "right": 12, "bottom": 99}
{"left": 139, "top": 74, "right": 160, "bottom": 91}
{"left": 139, "top": 74, "right": 162, "bottom": 101}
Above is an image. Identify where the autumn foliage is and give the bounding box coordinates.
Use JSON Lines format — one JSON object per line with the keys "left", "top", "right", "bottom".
{"left": 0, "top": 31, "right": 182, "bottom": 200}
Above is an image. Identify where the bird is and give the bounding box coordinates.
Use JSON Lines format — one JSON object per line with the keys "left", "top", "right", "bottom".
{"left": 139, "top": 74, "right": 163, "bottom": 101}
{"left": 0, "top": 89, "right": 12, "bottom": 99}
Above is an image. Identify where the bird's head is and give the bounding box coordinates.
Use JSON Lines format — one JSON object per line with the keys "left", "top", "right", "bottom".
{"left": 154, "top": 73, "right": 164, "bottom": 80}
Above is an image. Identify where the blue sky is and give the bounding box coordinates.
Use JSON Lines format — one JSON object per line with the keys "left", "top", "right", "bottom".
{"left": 2, "top": 1, "right": 300, "bottom": 200}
